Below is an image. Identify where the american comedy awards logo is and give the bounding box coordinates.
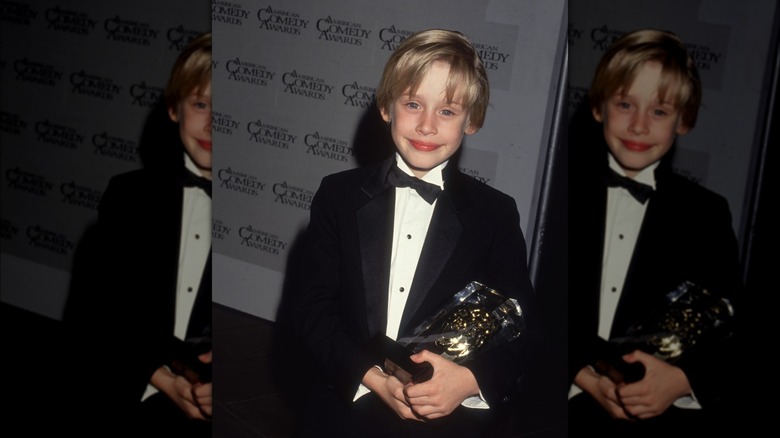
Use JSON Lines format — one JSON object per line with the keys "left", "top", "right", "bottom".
{"left": 14, "top": 58, "right": 63, "bottom": 86}
{"left": 45, "top": 6, "right": 96, "bottom": 35}
{"left": 1, "top": 218, "right": 19, "bottom": 241}
{"left": 257, "top": 5, "right": 309, "bottom": 35}
{"left": 36, "top": 120, "right": 84, "bottom": 149}
{"left": 378, "top": 25, "right": 412, "bottom": 51}
{"left": 212, "top": 1, "right": 249, "bottom": 26}
{"left": 247, "top": 119, "right": 296, "bottom": 149}
{"left": 104, "top": 15, "right": 159, "bottom": 45}
{"left": 218, "top": 167, "right": 265, "bottom": 196}
{"left": 316, "top": 15, "right": 370, "bottom": 46}
{"left": 167, "top": 25, "right": 201, "bottom": 51}
{"left": 61, "top": 181, "right": 101, "bottom": 210}
{"left": 130, "top": 81, "right": 164, "bottom": 108}
{"left": 213, "top": 111, "right": 240, "bottom": 136}
{"left": 27, "top": 224, "right": 75, "bottom": 255}
{"left": 6, "top": 167, "right": 54, "bottom": 197}
{"left": 92, "top": 131, "right": 138, "bottom": 162}
{"left": 1, "top": 1, "right": 38, "bottom": 25}
{"left": 1, "top": 111, "right": 28, "bottom": 135}
{"left": 226, "top": 58, "right": 275, "bottom": 87}
{"left": 238, "top": 224, "right": 288, "bottom": 255}
{"left": 282, "top": 70, "right": 333, "bottom": 101}
{"left": 341, "top": 81, "right": 375, "bottom": 109}
{"left": 70, "top": 70, "right": 122, "bottom": 100}
{"left": 212, "top": 218, "right": 231, "bottom": 241}
{"left": 304, "top": 131, "right": 353, "bottom": 163}
{"left": 272, "top": 181, "right": 313, "bottom": 210}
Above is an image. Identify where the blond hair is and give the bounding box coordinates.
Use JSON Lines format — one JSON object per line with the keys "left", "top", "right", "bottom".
{"left": 164, "top": 32, "right": 212, "bottom": 109}
{"left": 376, "top": 29, "right": 489, "bottom": 130}
{"left": 589, "top": 29, "right": 702, "bottom": 129}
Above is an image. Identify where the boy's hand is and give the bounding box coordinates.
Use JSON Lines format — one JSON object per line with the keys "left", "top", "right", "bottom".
{"left": 151, "top": 366, "right": 209, "bottom": 420}
{"left": 616, "top": 350, "right": 692, "bottom": 419}
{"left": 403, "top": 350, "right": 480, "bottom": 420}
{"left": 574, "top": 366, "right": 633, "bottom": 420}
{"left": 192, "top": 351, "right": 213, "bottom": 417}
{"left": 362, "top": 367, "right": 421, "bottom": 421}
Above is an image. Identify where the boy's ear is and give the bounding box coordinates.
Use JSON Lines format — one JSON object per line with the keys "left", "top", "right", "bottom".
{"left": 464, "top": 124, "right": 478, "bottom": 135}
{"left": 676, "top": 122, "right": 690, "bottom": 136}
{"left": 380, "top": 106, "right": 391, "bottom": 123}
{"left": 167, "top": 105, "right": 179, "bottom": 123}
{"left": 591, "top": 106, "right": 603, "bottom": 123}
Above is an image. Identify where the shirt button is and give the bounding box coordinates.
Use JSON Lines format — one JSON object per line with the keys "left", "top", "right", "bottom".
{"left": 611, "top": 287, "right": 617, "bottom": 292}
{"left": 195, "top": 234, "right": 200, "bottom": 239}
{"left": 406, "top": 234, "right": 412, "bottom": 239}
{"left": 618, "top": 234, "right": 624, "bottom": 240}
{"left": 399, "top": 287, "right": 405, "bottom": 292}
{"left": 188, "top": 287, "right": 194, "bottom": 292}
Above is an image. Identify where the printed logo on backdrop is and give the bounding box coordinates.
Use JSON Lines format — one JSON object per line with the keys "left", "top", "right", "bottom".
{"left": 1, "top": 111, "right": 28, "bottom": 135}
{"left": 35, "top": 120, "right": 84, "bottom": 149}
{"left": 45, "top": 6, "right": 96, "bottom": 35}
{"left": 226, "top": 58, "right": 275, "bottom": 87}
{"left": 282, "top": 70, "right": 333, "bottom": 101}
{"left": 167, "top": 25, "right": 201, "bottom": 51}
{"left": 378, "top": 25, "right": 412, "bottom": 51}
{"left": 257, "top": 5, "right": 309, "bottom": 35}
{"left": 316, "top": 15, "right": 371, "bottom": 46}
{"left": 247, "top": 119, "right": 296, "bottom": 149}
{"left": 14, "top": 58, "right": 63, "bottom": 86}
{"left": 470, "top": 34, "right": 515, "bottom": 90}
{"left": 568, "top": 23, "right": 584, "bottom": 46}
{"left": 92, "top": 131, "right": 138, "bottom": 163}
{"left": 567, "top": 86, "right": 588, "bottom": 115}
{"left": 458, "top": 148, "right": 498, "bottom": 187}
{"left": 212, "top": 1, "right": 249, "bottom": 26}
{"left": 104, "top": 15, "right": 159, "bottom": 45}
{"left": 590, "top": 25, "right": 624, "bottom": 51}
{"left": 1, "top": 218, "right": 19, "bottom": 241}
{"left": 27, "top": 224, "right": 75, "bottom": 255}
{"left": 238, "top": 224, "right": 288, "bottom": 256}
{"left": 213, "top": 111, "right": 240, "bottom": 136}
{"left": 212, "top": 59, "right": 219, "bottom": 71}
{"left": 218, "top": 167, "right": 265, "bottom": 196}
{"left": 304, "top": 131, "right": 353, "bottom": 163}
{"left": 61, "top": 181, "right": 102, "bottom": 210}
{"left": 70, "top": 70, "right": 122, "bottom": 100}
{"left": 0, "top": 1, "right": 38, "bottom": 25}
{"left": 272, "top": 181, "right": 313, "bottom": 210}
{"left": 130, "top": 81, "right": 164, "bottom": 108}
{"left": 342, "top": 81, "right": 375, "bottom": 109}
{"left": 6, "top": 167, "right": 54, "bottom": 196}
{"left": 212, "top": 218, "right": 231, "bottom": 241}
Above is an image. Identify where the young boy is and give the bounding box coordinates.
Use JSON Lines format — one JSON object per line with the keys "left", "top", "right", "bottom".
{"left": 66, "top": 32, "right": 212, "bottom": 435}
{"left": 568, "top": 29, "right": 740, "bottom": 435}
{"left": 291, "top": 29, "right": 539, "bottom": 436}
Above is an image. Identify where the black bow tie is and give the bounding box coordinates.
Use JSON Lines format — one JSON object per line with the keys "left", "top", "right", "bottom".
{"left": 386, "top": 164, "right": 442, "bottom": 204}
{"left": 604, "top": 168, "right": 653, "bottom": 204}
{"left": 181, "top": 168, "right": 212, "bottom": 197}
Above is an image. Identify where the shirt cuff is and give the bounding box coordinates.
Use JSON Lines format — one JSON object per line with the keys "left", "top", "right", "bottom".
{"left": 461, "top": 390, "right": 490, "bottom": 409}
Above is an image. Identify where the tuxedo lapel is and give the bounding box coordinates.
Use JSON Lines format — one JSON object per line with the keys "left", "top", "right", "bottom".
{"left": 357, "top": 159, "right": 395, "bottom": 338}
{"left": 399, "top": 166, "right": 466, "bottom": 334}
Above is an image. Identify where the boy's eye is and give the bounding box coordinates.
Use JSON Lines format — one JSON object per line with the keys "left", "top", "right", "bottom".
{"left": 652, "top": 109, "right": 667, "bottom": 117}
{"left": 615, "top": 101, "right": 631, "bottom": 110}
{"left": 194, "top": 101, "right": 209, "bottom": 110}
{"left": 405, "top": 102, "right": 421, "bottom": 110}
{"left": 440, "top": 109, "right": 456, "bottom": 116}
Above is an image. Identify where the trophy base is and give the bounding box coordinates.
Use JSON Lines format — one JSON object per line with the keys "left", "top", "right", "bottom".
{"left": 368, "top": 335, "right": 433, "bottom": 385}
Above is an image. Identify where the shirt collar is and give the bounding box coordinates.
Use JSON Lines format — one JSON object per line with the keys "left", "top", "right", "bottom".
{"left": 608, "top": 152, "right": 657, "bottom": 190}
{"left": 395, "top": 152, "right": 446, "bottom": 189}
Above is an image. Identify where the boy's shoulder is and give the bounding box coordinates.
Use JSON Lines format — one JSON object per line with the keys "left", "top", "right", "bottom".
{"left": 658, "top": 171, "right": 729, "bottom": 211}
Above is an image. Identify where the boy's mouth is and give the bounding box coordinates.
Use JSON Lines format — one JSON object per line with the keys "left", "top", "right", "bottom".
{"left": 409, "top": 140, "right": 441, "bottom": 151}
{"left": 198, "top": 140, "right": 212, "bottom": 151}
{"left": 621, "top": 140, "right": 651, "bottom": 152}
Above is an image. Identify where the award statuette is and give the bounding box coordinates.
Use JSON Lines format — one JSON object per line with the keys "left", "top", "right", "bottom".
{"left": 370, "top": 281, "right": 525, "bottom": 385}
{"left": 593, "top": 281, "right": 734, "bottom": 384}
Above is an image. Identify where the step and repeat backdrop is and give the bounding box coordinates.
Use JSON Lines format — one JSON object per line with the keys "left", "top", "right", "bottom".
{"left": 0, "top": 0, "right": 210, "bottom": 319}
{"left": 211, "top": 0, "right": 568, "bottom": 320}
{"left": 568, "top": 0, "right": 778, "bottom": 251}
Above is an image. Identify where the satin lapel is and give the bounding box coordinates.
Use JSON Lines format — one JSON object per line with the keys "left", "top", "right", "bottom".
{"left": 398, "top": 169, "right": 465, "bottom": 333}
{"left": 358, "top": 159, "right": 395, "bottom": 338}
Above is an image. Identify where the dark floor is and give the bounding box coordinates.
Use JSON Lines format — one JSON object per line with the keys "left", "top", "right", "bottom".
{"left": 213, "top": 303, "right": 295, "bottom": 438}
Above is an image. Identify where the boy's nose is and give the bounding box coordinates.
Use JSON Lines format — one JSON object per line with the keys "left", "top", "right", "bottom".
{"left": 629, "top": 112, "right": 649, "bottom": 135}
{"left": 416, "top": 111, "right": 437, "bottom": 135}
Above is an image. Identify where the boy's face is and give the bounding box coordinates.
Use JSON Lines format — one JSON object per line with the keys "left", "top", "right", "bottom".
{"left": 169, "top": 82, "right": 212, "bottom": 179}
{"left": 381, "top": 60, "right": 476, "bottom": 178}
{"left": 593, "top": 61, "right": 689, "bottom": 178}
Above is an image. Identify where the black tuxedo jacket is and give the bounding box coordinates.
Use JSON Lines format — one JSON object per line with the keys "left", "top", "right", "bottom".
{"left": 67, "top": 161, "right": 211, "bottom": 412}
{"left": 292, "top": 157, "right": 540, "bottom": 407}
{"left": 568, "top": 152, "right": 740, "bottom": 407}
